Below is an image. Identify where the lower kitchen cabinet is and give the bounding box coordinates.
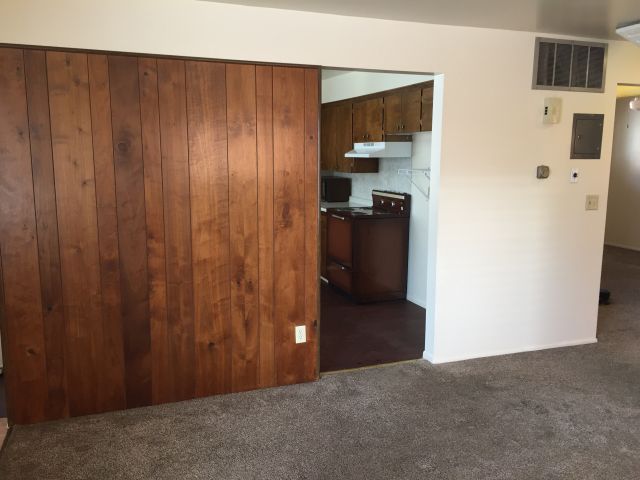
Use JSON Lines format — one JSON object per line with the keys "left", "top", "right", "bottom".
{"left": 326, "top": 210, "right": 409, "bottom": 303}
{"left": 321, "top": 211, "right": 327, "bottom": 278}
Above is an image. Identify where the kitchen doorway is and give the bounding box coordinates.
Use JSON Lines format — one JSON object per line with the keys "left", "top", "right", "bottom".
{"left": 318, "top": 68, "right": 435, "bottom": 372}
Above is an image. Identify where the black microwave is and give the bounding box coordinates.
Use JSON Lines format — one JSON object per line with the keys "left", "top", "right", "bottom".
{"left": 321, "top": 176, "right": 351, "bottom": 202}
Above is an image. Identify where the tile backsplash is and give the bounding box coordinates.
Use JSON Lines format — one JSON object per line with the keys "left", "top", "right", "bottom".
{"left": 323, "top": 157, "right": 412, "bottom": 204}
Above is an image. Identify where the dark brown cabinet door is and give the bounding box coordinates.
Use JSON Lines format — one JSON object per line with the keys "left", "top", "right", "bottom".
{"left": 383, "top": 93, "right": 402, "bottom": 134}
{"left": 334, "top": 103, "right": 353, "bottom": 172}
{"left": 326, "top": 213, "right": 352, "bottom": 267}
{"left": 321, "top": 211, "right": 327, "bottom": 278}
{"left": 421, "top": 83, "right": 434, "bottom": 132}
{"left": 402, "top": 88, "right": 422, "bottom": 133}
{"left": 321, "top": 104, "right": 336, "bottom": 171}
{"left": 353, "top": 97, "right": 383, "bottom": 143}
{"left": 384, "top": 89, "right": 421, "bottom": 137}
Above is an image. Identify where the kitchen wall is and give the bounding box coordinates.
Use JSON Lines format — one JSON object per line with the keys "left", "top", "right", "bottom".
{"left": 3, "top": 0, "right": 640, "bottom": 365}
{"left": 605, "top": 97, "right": 640, "bottom": 251}
{"left": 322, "top": 70, "right": 433, "bottom": 104}
{"left": 328, "top": 158, "right": 411, "bottom": 204}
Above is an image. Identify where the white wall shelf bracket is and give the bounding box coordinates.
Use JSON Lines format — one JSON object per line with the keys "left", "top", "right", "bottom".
{"left": 398, "top": 168, "right": 431, "bottom": 199}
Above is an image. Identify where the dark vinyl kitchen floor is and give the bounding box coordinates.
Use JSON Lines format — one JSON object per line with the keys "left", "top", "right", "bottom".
{"left": 320, "top": 283, "right": 426, "bottom": 372}
{"left": 0, "top": 374, "right": 5, "bottom": 418}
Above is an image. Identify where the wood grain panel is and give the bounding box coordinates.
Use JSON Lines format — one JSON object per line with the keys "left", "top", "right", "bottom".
{"left": 185, "top": 60, "right": 231, "bottom": 396}
{"left": 256, "top": 65, "right": 276, "bottom": 388}
{"left": 0, "top": 246, "right": 10, "bottom": 421}
{"left": 138, "top": 58, "right": 171, "bottom": 405}
{"left": 402, "top": 88, "right": 422, "bottom": 133}
{"left": 108, "top": 55, "right": 152, "bottom": 408}
{"left": 0, "top": 48, "right": 321, "bottom": 424}
{"left": 23, "top": 49, "right": 69, "bottom": 420}
{"left": 87, "top": 54, "right": 127, "bottom": 413}
{"left": 421, "top": 83, "right": 434, "bottom": 132}
{"left": 273, "top": 66, "right": 307, "bottom": 386}
{"left": 47, "top": 51, "right": 104, "bottom": 417}
{"left": 157, "top": 58, "right": 196, "bottom": 402}
{"left": 303, "top": 68, "right": 320, "bottom": 382}
{"left": 226, "top": 63, "right": 260, "bottom": 392}
{"left": 0, "top": 48, "right": 49, "bottom": 424}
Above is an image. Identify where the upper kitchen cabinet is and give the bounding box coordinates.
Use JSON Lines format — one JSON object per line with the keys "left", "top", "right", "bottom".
{"left": 321, "top": 104, "right": 337, "bottom": 171}
{"left": 352, "top": 97, "right": 383, "bottom": 143}
{"left": 322, "top": 102, "right": 378, "bottom": 173}
{"left": 421, "top": 83, "right": 434, "bottom": 132}
{"left": 384, "top": 88, "right": 421, "bottom": 136}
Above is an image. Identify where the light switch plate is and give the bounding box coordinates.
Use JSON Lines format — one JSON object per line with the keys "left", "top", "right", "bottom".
{"left": 295, "top": 325, "right": 306, "bottom": 344}
{"left": 585, "top": 194, "right": 599, "bottom": 211}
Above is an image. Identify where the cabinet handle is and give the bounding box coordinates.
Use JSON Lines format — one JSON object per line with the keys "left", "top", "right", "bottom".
{"left": 331, "top": 214, "right": 345, "bottom": 220}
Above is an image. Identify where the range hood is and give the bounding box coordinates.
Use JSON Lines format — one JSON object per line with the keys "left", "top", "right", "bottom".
{"left": 345, "top": 142, "right": 412, "bottom": 159}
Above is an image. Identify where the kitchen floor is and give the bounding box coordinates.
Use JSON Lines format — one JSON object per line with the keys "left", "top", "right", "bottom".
{"left": 0, "top": 375, "right": 5, "bottom": 418}
{"left": 320, "top": 283, "right": 426, "bottom": 372}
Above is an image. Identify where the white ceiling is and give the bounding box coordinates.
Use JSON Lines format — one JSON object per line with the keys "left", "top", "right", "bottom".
{"left": 206, "top": 0, "right": 640, "bottom": 39}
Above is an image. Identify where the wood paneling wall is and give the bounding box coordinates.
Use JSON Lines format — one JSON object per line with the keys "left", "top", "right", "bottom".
{"left": 0, "top": 47, "right": 319, "bottom": 425}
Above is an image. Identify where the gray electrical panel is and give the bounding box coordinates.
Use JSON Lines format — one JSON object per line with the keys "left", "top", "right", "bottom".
{"left": 570, "top": 113, "right": 604, "bottom": 159}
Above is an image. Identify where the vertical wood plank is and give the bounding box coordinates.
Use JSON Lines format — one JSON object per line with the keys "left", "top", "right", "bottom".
{"left": 23, "top": 49, "right": 69, "bottom": 420}
{"left": 108, "top": 55, "right": 152, "bottom": 408}
{"left": 0, "top": 246, "right": 12, "bottom": 422}
{"left": 157, "top": 59, "right": 196, "bottom": 402}
{"left": 226, "top": 64, "right": 260, "bottom": 392}
{"left": 256, "top": 65, "right": 276, "bottom": 388}
{"left": 303, "top": 68, "right": 319, "bottom": 382}
{"left": 47, "top": 51, "right": 103, "bottom": 416}
{"left": 273, "top": 67, "right": 307, "bottom": 385}
{"left": 185, "top": 61, "right": 232, "bottom": 396}
{"left": 87, "top": 54, "right": 127, "bottom": 412}
{"left": 138, "top": 58, "right": 171, "bottom": 405}
{"left": 0, "top": 48, "right": 49, "bottom": 424}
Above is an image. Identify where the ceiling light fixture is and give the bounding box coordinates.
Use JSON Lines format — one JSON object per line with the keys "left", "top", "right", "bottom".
{"left": 616, "top": 21, "right": 640, "bottom": 46}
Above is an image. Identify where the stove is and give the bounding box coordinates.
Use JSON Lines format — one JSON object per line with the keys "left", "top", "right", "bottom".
{"left": 324, "top": 190, "right": 411, "bottom": 303}
{"left": 328, "top": 190, "right": 411, "bottom": 219}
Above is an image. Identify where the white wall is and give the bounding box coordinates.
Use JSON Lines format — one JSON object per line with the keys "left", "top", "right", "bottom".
{"left": 3, "top": 0, "right": 640, "bottom": 364}
{"left": 322, "top": 70, "right": 433, "bottom": 104}
{"left": 605, "top": 98, "right": 640, "bottom": 251}
{"left": 407, "top": 132, "right": 431, "bottom": 308}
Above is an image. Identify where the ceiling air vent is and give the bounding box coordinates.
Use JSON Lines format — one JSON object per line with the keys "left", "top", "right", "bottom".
{"left": 532, "top": 38, "right": 607, "bottom": 93}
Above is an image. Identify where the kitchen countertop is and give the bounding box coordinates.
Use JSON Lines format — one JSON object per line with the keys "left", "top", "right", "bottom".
{"left": 320, "top": 199, "right": 371, "bottom": 212}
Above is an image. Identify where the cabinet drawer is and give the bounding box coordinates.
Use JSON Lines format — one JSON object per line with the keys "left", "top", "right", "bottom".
{"left": 327, "top": 212, "right": 352, "bottom": 267}
{"left": 326, "top": 261, "right": 352, "bottom": 294}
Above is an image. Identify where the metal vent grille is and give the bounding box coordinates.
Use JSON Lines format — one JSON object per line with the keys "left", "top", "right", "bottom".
{"left": 533, "top": 38, "right": 607, "bottom": 93}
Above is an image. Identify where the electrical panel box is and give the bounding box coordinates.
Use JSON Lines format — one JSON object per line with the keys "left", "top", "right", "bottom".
{"left": 570, "top": 113, "right": 604, "bottom": 159}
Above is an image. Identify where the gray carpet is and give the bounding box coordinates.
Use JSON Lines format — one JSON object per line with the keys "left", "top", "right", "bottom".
{"left": 0, "top": 246, "right": 638, "bottom": 479}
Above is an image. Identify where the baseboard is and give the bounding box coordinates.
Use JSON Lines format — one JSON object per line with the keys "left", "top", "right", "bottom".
{"left": 422, "top": 349, "right": 435, "bottom": 363}
{"left": 423, "top": 337, "right": 597, "bottom": 364}
{"left": 604, "top": 242, "right": 640, "bottom": 252}
{"left": 406, "top": 294, "right": 426, "bottom": 309}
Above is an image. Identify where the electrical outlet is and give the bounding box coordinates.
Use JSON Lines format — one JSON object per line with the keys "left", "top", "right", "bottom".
{"left": 295, "top": 325, "right": 306, "bottom": 344}
{"left": 570, "top": 168, "right": 579, "bottom": 183}
{"left": 585, "top": 194, "right": 599, "bottom": 211}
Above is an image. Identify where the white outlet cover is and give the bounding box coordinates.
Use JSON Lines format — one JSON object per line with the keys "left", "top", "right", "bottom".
{"left": 570, "top": 168, "right": 579, "bottom": 183}
{"left": 295, "top": 325, "right": 306, "bottom": 344}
